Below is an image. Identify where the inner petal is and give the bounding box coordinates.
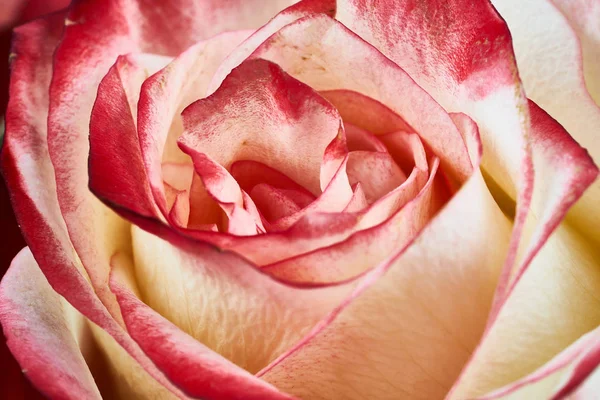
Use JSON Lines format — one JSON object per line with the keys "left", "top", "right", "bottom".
{"left": 178, "top": 59, "right": 343, "bottom": 196}
{"left": 346, "top": 151, "right": 407, "bottom": 203}
{"left": 250, "top": 183, "right": 313, "bottom": 222}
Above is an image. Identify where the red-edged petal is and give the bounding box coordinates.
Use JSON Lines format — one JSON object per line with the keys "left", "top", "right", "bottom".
{"left": 250, "top": 184, "right": 313, "bottom": 222}
{"left": 207, "top": 0, "right": 336, "bottom": 95}
{"left": 181, "top": 150, "right": 264, "bottom": 235}
{"left": 320, "top": 89, "right": 411, "bottom": 135}
{"left": 262, "top": 157, "right": 442, "bottom": 284}
{"left": 471, "top": 325, "right": 600, "bottom": 399}
{"left": 231, "top": 160, "right": 316, "bottom": 199}
{"left": 136, "top": 30, "right": 253, "bottom": 224}
{"left": 343, "top": 122, "right": 388, "bottom": 152}
{"left": 346, "top": 151, "right": 406, "bottom": 203}
{"left": 258, "top": 118, "right": 515, "bottom": 399}
{"left": 3, "top": 15, "right": 191, "bottom": 397}
{"left": 89, "top": 55, "right": 161, "bottom": 220}
{"left": 128, "top": 226, "right": 356, "bottom": 379}
{"left": 491, "top": 0, "right": 600, "bottom": 248}
{"left": 449, "top": 101, "right": 599, "bottom": 398}
{"left": 0, "top": 248, "right": 101, "bottom": 400}
{"left": 108, "top": 251, "right": 295, "bottom": 400}
{"left": 246, "top": 15, "right": 472, "bottom": 185}
{"left": 179, "top": 58, "right": 343, "bottom": 196}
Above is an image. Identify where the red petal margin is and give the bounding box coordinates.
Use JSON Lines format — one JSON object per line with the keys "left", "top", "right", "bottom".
{"left": 0, "top": 249, "right": 101, "bottom": 400}
{"left": 334, "top": 0, "right": 534, "bottom": 310}
{"left": 2, "top": 13, "right": 192, "bottom": 398}
{"left": 257, "top": 111, "right": 514, "bottom": 399}
{"left": 448, "top": 101, "right": 599, "bottom": 398}
{"left": 109, "top": 251, "right": 298, "bottom": 400}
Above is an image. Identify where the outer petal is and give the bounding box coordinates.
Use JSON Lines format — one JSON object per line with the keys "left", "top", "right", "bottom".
{"left": 0, "top": 248, "right": 101, "bottom": 400}
{"left": 550, "top": 0, "right": 600, "bottom": 105}
{"left": 2, "top": 12, "right": 189, "bottom": 399}
{"left": 335, "top": 0, "right": 530, "bottom": 203}
{"left": 490, "top": 0, "right": 600, "bottom": 248}
{"left": 130, "top": 225, "right": 355, "bottom": 377}
{"left": 448, "top": 103, "right": 599, "bottom": 398}
{"left": 109, "top": 251, "right": 294, "bottom": 400}
{"left": 472, "top": 325, "right": 600, "bottom": 399}
{"left": 259, "top": 119, "right": 514, "bottom": 399}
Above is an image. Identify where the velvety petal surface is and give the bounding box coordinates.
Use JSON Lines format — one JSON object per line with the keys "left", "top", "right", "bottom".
{"left": 130, "top": 225, "right": 356, "bottom": 378}
{"left": 260, "top": 119, "right": 514, "bottom": 399}
{"left": 109, "top": 250, "right": 294, "bottom": 400}
{"left": 0, "top": 248, "right": 101, "bottom": 400}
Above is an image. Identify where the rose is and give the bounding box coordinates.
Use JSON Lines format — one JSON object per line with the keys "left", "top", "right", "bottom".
{"left": 1, "top": 0, "right": 599, "bottom": 398}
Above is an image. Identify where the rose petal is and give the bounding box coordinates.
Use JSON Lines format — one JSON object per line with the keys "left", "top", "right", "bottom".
{"left": 490, "top": 0, "right": 600, "bottom": 248}
{"left": 181, "top": 150, "right": 264, "bottom": 235}
{"left": 320, "top": 89, "right": 411, "bottom": 135}
{"left": 259, "top": 118, "right": 514, "bottom": 399}
{"left": 335, "top": 0, "right": 537, "bottom": 319}
{"left": 343, "top": 183, "right": 369, "bottom": 212}
{"left": 129, "top": 226, "right": 355, "bottom": 377}
{"left": 346, "top": 151, "right": 407, "bottom": 203}
{"left": 471, "top": 326, "right": 600, "bottom": 399}
{"left": 0, "top": 248, "right": 101, "bottom": 400}
{"left": 89, "top": 55, "right": 162, "bottom": 221}
{"left": 343, "top": 122, "right": 388, "bottom": 152}
{"left": 137, "top": 30, "right": 253, "bottom": 223}
{"left": 448, "top": 102, "right": 599, "bottom": 398}
{"left": 247, "top": 15, "right": 472, "bottom": 186}
{"left": 108, "top": 250, "right": 294, "bottom": 400}
{"left": 250, "top": 184, "right": 313, "bottom": 222}
{"left": 262, "top": 157, "right": 442, "bottom": 284}
{"left": 208, "top": 0, "right": 336, "bottom": 94}
{"left": 3, "top": 15, "right": 188, "bottom": 397}
{"left": 550, "top": 0, "right": 600, "bottom": 105}
{"left": 231, "top": 160, "right": 316, "bottom": 199}
{"left": 179, "top": 58, "right": 343, "bottom": 197}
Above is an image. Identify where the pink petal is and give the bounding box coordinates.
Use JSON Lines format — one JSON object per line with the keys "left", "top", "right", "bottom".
{"left": 137, "top": 30, "right": 253, "bottom": 224}
{"left": 263, "top": 157, "right": 442, "bottom": 284}
{"left": 162, "top": 162, "right": 194, "bottom": 192}
{"left": 343, "top": 183, "right": 369, "bottom": 212}
{"left": 207, "top": 0, "right": 336, "bottom": 94}
{"left": 247, "top": 15, "right": 473, "bottom": 184}
{"left": 343, "top": 122, "right": 388, "bottom": 152}
{"left": 179, "top": 149, "right": 264, "bottom": 235}
{"left": 230, "top": 160, "right": 316, "bottom": 200}
{"left": 250, "top": 184, "right": 313, "bottom": 222}
{"left": 3, "top": 14, "right": 193, "bottom": 398}
{"left": 551, "top": 0, "right": 600, "bottom": 105}
{"left": 346, "top": 151, "right": 407, "bottom": 203}
{"left": 89, "top": 55, "right": 160, "bottom": 220}
{"left": 259, "top": 116, "right": 515, "bottom": 399}
{"left": 320, "top": 89, "right": 412, "bottom": 135}
{"left": 0, "top": 248, "right": 101, "bottom": 400}
{"left": 179, "top": 58, "right": 343, "bottom": 197}
{"left": 471, "top": 325, "right": 600, "bottom": 399}
{"left": 335, "top": 0, "right": 537, "bottom": 327}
